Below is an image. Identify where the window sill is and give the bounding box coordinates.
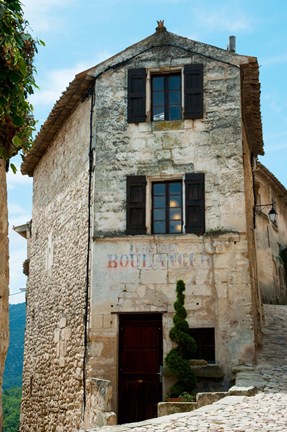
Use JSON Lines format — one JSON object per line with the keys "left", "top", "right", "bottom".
{"left": 151, "top": 120, "right": 184, "bottom": 131}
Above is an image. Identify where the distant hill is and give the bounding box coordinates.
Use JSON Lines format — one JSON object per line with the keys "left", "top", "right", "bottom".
{"left": 3, "top": 303, "right": 26, "bottom": 390}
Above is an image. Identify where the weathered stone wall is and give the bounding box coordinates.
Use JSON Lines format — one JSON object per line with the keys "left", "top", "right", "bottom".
{"left": 241, "top": 126, "right": 263, "bottom": 347}
{"left": 90, "top": 235, "right": 256, "bottom": 411}
{"left": 255, "top": 167, "right": 287, "bottom": 304}
{"left": 0, "top": 160, "right": 9, "bottom": 431}
{"left": 89, "top": 38, "right": 257, "bottom": 416}
{"left": 20, "top": 100, "right": 91, "bottom": 432}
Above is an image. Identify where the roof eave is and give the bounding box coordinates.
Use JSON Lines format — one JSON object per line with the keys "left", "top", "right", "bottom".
{"left": 21, "top": 71, "right": 95, "bottom": 176}
{"left": 241, "top": 58, "right": 264, "bottom": 157}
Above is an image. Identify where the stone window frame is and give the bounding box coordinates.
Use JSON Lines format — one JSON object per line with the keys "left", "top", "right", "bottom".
{"left": 146, "top": 67, "right": 184, "bottom": 123}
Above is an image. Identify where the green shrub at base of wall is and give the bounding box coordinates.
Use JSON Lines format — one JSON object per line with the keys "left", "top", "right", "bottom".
{"left": 165, "top": 280, "right": 197, "bottom": 397}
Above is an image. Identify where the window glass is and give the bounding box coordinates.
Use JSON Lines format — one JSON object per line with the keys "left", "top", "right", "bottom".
{"left": 152, "top": 181, "right": 182, "bottom": 234}
{"left": 169, "top": 91, "right": 181, "bottom": 105}
{"left": 152, "top": 74, "right": 181, "bottom": 121}
{"left": 170, "top": 221, "right": 182, "bottom": 233}
{"left": 169, "top": 208, "right": 181, "bottom": 220}
{"left": 168, "top": 75, "right": 181, "bottom": 90}
{"left": 153, "top": 76, "right": 164, "bottom": 91}
{"left": 153, "top": 222, "right": 166, "bottom": 234}
{"left": 169, "top": 106, "right": 181, "bottom": 121}
{"left": 153, "top": 183, "right": 165, "bottom": 194}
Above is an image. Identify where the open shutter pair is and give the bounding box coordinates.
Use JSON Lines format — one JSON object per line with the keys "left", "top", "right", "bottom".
{"left": 126, "top": 174, "right": 205, "bottom": 235}
{"left": 127, "top": 65, "right": 203, "bottom": 123}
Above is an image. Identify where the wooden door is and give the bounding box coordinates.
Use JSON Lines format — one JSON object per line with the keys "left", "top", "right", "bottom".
{"left": 118, "top": 314, "right": 162, "bottom": 424}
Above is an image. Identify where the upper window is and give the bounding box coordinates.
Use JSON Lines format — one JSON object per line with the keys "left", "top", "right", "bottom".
{"left": 127, "top": 64, "right": 203, "bottom": 123}
{"left": 152, "top": 181, "right": 182, "bottom": 234}
{"left": 126, "top": 174, "right": 205, "bottom": 235}
{"left": 152, "top": 74, "right": 181, "bottom": 121}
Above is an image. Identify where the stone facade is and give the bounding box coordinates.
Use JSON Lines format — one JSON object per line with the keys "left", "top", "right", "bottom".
{"left": 20, "top": 26, "right": 278, "bottom": 430}
{"left": 254, "top": 163, "right": 287, "bottom": 304}
{"left": 20, "top": 101, "right": 91, "bottom": 431}
{"left": 88, "top": 29, "right": 261, "bottom": 419}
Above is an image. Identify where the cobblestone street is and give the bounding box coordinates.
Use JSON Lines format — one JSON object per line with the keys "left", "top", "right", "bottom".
{"left": 86, "top": 305, "right": 287, "bottom": 432}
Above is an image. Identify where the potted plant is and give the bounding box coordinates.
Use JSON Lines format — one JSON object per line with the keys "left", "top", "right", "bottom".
{"left": 165, "top": 280, "right": 197, "bottom": 399}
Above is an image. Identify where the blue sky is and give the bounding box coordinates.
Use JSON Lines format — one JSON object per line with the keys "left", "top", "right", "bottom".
{"left": 7, "top": 0, "right": 287, "bottom": 303}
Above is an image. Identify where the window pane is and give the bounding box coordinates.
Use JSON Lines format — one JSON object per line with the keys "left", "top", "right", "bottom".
{"left": 153, "top": 209, "right": 165, "bottom": 220}
{"left": 168, "top": 75, "right": 181, "bottom": 90}
{"left": 153, "top": 108, "right": 164, "bottom": 121}
{"left": 169, "top": 182, "right": 181, "bottom": 194}
{"left": 169, "top": 106, "right": 181, "bottom": 120}
{"left": 153, "top": 183, "right": 165, "bottom": 195}
{"left": 169, "top": 208, "right": 181, "bottom": 220}
{"left": 153, "top": 196, "right": 165, "bottom": 208}
{"left": 153, "top": 91, "right": 164, "bottom": 107}
{"left": 169, "top": 91, "right": 181, "bottom": 105}
{"left": 153, "top": 77, "right": 164, "bottom": 91}
{"left": 154, "top": 221, "right": 166, "bottom": 234}
{"left": 169, "top": 197, "right": 181, "bottom": 208}
{"left": 169, "top": 221, "right": 182, "bottom": 233}
{"left": 152, "top": 180, "right": 183, "bottom": 234}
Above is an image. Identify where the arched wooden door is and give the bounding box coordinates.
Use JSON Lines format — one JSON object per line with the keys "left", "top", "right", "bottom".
{"left": 118, "top": 314, "right": 163, "bottom": 424}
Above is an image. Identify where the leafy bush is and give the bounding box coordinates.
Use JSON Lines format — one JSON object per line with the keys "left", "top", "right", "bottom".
{"left": 165, "top": 280, "right": 197, "bottom": 397}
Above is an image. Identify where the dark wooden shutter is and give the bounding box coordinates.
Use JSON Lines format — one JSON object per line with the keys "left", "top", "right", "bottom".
{"left": 185, "top": 173, "right": 205, "bottom": 235}
{"left": 127, "top": 69, "right": 146, "bottom": 123}
{"left": 126, "top": 176, "right": 146, "bottom": 234}
{"left": 184, "top": 64, "right": 203, "bottom": 119}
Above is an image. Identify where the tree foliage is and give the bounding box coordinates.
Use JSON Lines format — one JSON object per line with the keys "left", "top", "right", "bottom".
{"left": 2, "top": 387, "right": 22, "bottom": 432}
{"left": 0, "top": 0, "right": 43, "bottom": 167}
{"left": 165, "top": 280, "right": 197, "bottom": 397}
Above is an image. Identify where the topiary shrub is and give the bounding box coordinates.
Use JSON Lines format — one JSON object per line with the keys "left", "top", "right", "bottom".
{"left": 165, "top": 280, "right": 197, "bottom": 397}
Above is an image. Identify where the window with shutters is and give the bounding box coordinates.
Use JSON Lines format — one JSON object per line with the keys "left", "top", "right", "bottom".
{"left": 126, "top": 174, "right": 205, "bottom": 235}
{"left": 127, "top": 64, "right": 203, "bottom": 123}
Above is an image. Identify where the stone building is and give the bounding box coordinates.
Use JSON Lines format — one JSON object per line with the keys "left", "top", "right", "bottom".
{"left": 19, "top": 23, "right": 286, "bottom": 431}
{"left": 254, "top": 163, "right": 287, "bottom": 304}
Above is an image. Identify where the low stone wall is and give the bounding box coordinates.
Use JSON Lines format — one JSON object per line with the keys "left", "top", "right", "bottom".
{"left": 158, "top": 391, "right": 228, "bottom": 417}
{"left": 84, "top": 378, "right": 117, "bottom": 428}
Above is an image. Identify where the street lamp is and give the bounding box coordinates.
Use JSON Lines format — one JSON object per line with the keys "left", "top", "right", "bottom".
{"left": 256, "top": 203, "right": 278, "bottom": 224}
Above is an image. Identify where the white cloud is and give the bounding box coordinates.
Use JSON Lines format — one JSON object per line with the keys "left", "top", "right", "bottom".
{"left": 7, "top": 166, "right": 32, "bottom": 190}
{"left": 30, "top": 52, "right": 112, "bottom": 107}
{"left": 22, "top": 0, "right": 76, "bottom": 33}
{"left": 193, "top": 6, "right": 252, "bottom": 33}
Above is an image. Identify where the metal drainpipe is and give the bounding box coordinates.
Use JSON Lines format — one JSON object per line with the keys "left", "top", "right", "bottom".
{"left": 82, "top": 82, "right": 96, "bottom": 419}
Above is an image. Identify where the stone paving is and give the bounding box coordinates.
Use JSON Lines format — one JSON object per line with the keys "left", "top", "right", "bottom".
{"left": 86, "top": 304, "right": 287, "bottom": 432}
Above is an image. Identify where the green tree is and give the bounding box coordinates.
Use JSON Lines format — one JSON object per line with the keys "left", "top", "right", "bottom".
{"left": 0, "top": 1, "right": 42, "bottom": 429}
{"left": 2, "top": 388, "right": 22, "bottom": 432}
{"left": 165, "top": 280, "right": 197, "bottom": 397}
